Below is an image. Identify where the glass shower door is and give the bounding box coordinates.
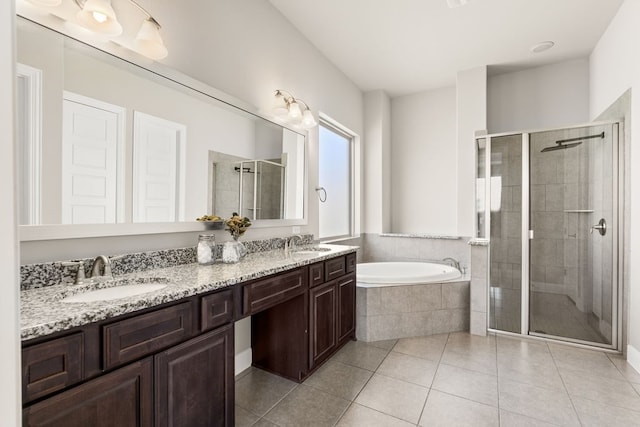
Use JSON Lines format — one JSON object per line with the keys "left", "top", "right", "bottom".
{"left": 528, "top": 123, "right": 618, "bottom": 346}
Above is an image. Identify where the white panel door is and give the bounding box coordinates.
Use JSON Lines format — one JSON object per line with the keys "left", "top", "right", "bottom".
{"left": 62, "top": 94, "right": 124, "bottom": 224}
{"left": 133, "top": 112, "right": 186, "bottom": 223}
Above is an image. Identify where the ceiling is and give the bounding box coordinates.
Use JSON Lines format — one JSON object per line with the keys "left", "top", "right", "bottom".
{"left": 269, "top": 0, "right": 624, "bottom": 97}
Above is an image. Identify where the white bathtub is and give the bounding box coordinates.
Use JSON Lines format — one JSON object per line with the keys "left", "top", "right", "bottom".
{"left": 356, "top": 262, "right": 462, "bottom": 287}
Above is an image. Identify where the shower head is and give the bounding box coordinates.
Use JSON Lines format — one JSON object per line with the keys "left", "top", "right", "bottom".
{"left": 540, "top": 141, "right": 582, "bottom": 153}
{"left": 540, "top": 131, "right": 604, "bottom": 153}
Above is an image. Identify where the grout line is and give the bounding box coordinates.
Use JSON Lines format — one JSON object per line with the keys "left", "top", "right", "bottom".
{"left": 547, "top": 341, "right": 584, "bottom": 426}
{"left": 415, "top": 333, "right": 450, "bottom": 426}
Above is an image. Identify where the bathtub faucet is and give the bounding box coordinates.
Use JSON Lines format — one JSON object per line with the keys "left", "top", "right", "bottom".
{"left": 442, "top": 257, "right": 461, "bottom": 272}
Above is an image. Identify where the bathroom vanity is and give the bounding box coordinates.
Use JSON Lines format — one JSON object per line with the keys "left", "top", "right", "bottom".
{"left": 20, "top": 245, "right": 357, "bottom": 427}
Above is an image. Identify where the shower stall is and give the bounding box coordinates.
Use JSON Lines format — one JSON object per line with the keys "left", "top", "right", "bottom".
{"left": 476, "top": 121, "right": 623, "bottom": 349}
{"left": 236, "top": 159, "right": 285, "bottom": 220}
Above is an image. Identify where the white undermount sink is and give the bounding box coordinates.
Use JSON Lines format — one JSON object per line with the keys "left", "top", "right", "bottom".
{"left": 62, "top": 281, "right": 168, "bottom": 303}
{"left": 290, "top": 246, "right": 332, "bottom": 257}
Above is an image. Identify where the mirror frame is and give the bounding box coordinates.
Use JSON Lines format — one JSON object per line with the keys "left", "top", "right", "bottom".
{"left": 16, "top": 14, "right": 309, "bottom": 241}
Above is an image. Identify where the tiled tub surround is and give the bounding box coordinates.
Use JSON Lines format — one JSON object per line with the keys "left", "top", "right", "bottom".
{"left": 20, "top": 234, "right": 315, "bottom": 291}
{"left": 361, "top": 233, "right": 472, "bottom": 273}
{"left": 21, "top": 239, "right": 352, "bottom": 341}
{"left": 356, "top": 279, "right": 470, "bottom": 342}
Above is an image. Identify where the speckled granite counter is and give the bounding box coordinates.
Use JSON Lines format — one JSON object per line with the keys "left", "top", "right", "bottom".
{"left": 21, "top": 244, "right": 357, "bottom": 341}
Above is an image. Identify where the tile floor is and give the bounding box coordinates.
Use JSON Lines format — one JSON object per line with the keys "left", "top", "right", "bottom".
{"left": 235, "top": 332, "right": 640, "bottom": 426}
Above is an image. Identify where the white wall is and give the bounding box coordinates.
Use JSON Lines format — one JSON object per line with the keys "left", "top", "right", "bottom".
{"left": 457, "top": 66, "right": 487, "bottom": 237}
{"left": 0, "top": 1, "right": 21, "bottom": 424}
{"left": 391, "top": 86, "right": 458, "bottom": 234}
{"left": 589, "top": 0, "right": 640, "bottom": 369}
{"left": 363, "top": 90, "right": 391, "bottom": 233}
{"left": 488, "top": 59, "right": 590, "bottom": 134}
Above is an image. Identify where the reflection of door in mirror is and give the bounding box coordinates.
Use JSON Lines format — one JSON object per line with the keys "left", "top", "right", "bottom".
{"left": 61, "top": 92, "right": 125, "bottom": 224}
{"left": 133, "top": 112, "right": 186, "bottom": 223}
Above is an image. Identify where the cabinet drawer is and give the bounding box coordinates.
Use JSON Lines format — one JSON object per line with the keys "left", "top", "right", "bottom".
{"left": 243, "top": 268, "right": 306, "bottom": 315}
{"left": 103, "top": 302, "right": 193, "bottom": 370}
{"left": 346, "top": 252, "right": 357, "bottom": 273}
{"left": 325, "top": 256, "right": 346, "bottom": 282}
{"left": 201, "top": 289, "right": 233, "bottom": 332}
{"left": 22, "top": 332, "right": 84, "bottom": 403}
{"left": 309, "top": 262, "right": 324, "bottom": 288}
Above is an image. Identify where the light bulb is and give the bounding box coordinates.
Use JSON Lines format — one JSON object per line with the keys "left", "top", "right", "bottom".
{"left": 92, "top": 11, "right": 108, "bottom": 23}
{"left": 288, "top": 100, "right": 302, "bottom": 119}
{"left": 76, "top": 0, "right": 122, "bottom": 36}
{"left": 272, "top": 91, "right": 289, "bottom": 116}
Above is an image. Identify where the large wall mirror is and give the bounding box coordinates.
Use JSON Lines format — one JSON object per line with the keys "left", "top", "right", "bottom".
{"left": 16, "top": 16, "right": 307, "bottom": 240}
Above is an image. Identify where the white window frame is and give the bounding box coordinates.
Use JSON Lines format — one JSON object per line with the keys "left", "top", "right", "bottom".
{"left": 318, "top": 114, "right": 360, "bottom": 241}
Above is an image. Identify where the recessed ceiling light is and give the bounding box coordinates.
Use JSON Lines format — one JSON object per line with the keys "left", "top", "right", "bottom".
{"left": 447, "top": 0, "right": 470, "bottom": 8}
{"left": 530, "top": 41, "right": 555, "bottom": 54}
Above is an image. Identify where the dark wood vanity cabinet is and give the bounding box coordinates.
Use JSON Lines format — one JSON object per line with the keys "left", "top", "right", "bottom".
{"left": 22, "top": 251, "right": 356, "bottom": 426}
{"left": 22, "top": 289, "right": 234, "bottom": 427}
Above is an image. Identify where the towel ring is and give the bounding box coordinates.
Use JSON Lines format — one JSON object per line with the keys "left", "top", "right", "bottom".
{"left": 315, "top": 187, "right": 327, "bottom": 203}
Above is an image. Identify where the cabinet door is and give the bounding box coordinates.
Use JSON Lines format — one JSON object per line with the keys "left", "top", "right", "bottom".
{"left": 155, "top": 324, "right": 234, "bottom": 427}
{"left": 309, "top": 281, "right": 337, "bottom": 368}
{"left": 337, "top": 273, "right": 356, "bottom": 344}
{"left": 23, "top": 357, "right": 153, "bottom": 427}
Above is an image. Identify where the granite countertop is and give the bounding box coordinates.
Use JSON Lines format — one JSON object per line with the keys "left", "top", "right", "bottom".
{"left": 21, "top": 244, "right": 357, "bottom": 341}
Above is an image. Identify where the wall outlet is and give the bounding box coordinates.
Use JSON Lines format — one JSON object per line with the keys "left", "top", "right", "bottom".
{"left": 292, "top": 226, "right": 301, "bottom": 234}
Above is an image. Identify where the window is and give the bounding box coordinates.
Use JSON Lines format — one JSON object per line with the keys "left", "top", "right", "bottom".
{"left": 318, "top": 120, "right": 354, "bottom": 240}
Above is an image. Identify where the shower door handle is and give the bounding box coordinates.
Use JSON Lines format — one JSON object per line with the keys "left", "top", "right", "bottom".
{"left": 590, "top": 218, "right": 607, "bottom": 236}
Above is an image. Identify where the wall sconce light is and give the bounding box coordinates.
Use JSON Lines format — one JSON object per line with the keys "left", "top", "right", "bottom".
{"left": 68, "top": 0, "right": 167, "bottom": 59}
{"left": 273, "top": 89, "right": 318, "bottom": 129}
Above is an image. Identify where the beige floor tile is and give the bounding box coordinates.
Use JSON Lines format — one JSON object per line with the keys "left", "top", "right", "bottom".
{"left": 497, "top": 356, "right": 565, "bottom": 391}
{"left": 496, "top": 336, "right": 552, "bottom": 362}
{"left": 634, "top": 382, "right": 640, "bottom": 395}
{"left": 607, "top": 353, "right": 640, "bottom": 384}
{"left": 498, "top": 378, "right": 580, "bottom": 426}
{"left": 559, "top": 367, "right": 640, "bottom": 411}
{"left": 337, "top": 403, "right": 415, "bottom": 427}
{"left": 264, "top": 384, "right": 350, "bottom": 427}
{"left": 235, "top": 405, "right": 259, "bottom": 427}
{"left": 499, "top": 410, "right": 557, "bottom": 426}
{"left": 446, "top": 331, "right": 496, "bottom": 353}
{"left": 367, "top": 338, "right": 398, "bottom": 350}
{"left": 355, "top": 373, "right": 429, "bottom": 424}
{"left": 572, "top": 396, "right": 640, "bottom": 426}
{"left": 419, "top": 390, "right": 499, "bottom": 427}
{"left": 441, "top": 346, "right": 497, "bottom": 375}
{"left": 377, "top": 351, "right": 438, "bottom": 387}
{"left": 392, "top": 334, "right": 448, "bottom": 362}
{"left": 332, "top": 340, "right": 390, "bottom": 371}
{"left": 548, "top": 343, "right": 623, "bottom": 379}
{"left": 303, "top": 360, "right": 373, "bottom": 400}
{"left": 235, "top": 369, "right": 297, "bottom": 416}
{"left": 432, "top": 363, "right": 498, "bottom": 407}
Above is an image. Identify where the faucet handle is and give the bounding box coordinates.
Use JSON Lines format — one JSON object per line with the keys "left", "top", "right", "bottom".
{"left": 61, "top": 261, "right": 87, "bottom": 284}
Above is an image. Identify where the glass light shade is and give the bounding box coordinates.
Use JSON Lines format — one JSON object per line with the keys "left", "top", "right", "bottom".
{"left": 26, "top": 0, "right": 62, "bottom": 6}
{"left": 301, "top": 109, "right": 317, "bottom": 129}
{"left": 272, "top": 92, "right": 289, "bottom": 116}
{"left": 288, "top": 100, "right": 302, "bottom": 119}
{"left": 76, "top": 0, "right": 123, "bottom": 36}
{"left": 135, "top": 19, "right": 168, "bottom": 60}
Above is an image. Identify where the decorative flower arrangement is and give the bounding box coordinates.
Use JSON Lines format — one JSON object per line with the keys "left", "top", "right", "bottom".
{"left": 226, "top": 213, "right": 252, "bottom": 239}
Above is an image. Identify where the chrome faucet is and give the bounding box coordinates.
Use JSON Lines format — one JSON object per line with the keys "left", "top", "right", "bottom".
{"left": 442, "top": 257, "right": 461, "bottom": 272}
{"left": 90, "top": 255, "right": 113, "bottom": 281}
{"left": 284, "top": 234, "right": 304, "bottom": 253}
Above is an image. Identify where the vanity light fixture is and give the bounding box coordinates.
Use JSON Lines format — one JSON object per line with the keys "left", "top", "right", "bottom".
{"left": 273, "top": 89, "right": 318, "bottom": 129}
{"left": 72, "top": 0, "right": 168, "bottom": 59}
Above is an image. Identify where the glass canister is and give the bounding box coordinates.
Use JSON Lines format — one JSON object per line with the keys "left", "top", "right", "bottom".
{"left": 197, "top": 234, "right": 216, "bottom": 265}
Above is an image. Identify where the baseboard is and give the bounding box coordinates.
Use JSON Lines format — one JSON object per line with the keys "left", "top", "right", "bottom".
{"left": 627, "top": 344, "right": 640, "bottom": 375}
{"left": 235, "top": 348, "right": 252, "bottom": 376}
